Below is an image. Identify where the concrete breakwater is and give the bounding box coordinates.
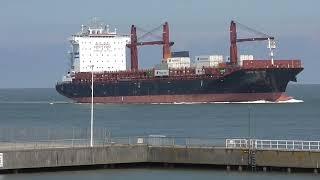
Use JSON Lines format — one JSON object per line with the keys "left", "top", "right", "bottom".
{"left": 1, "top": 142, "right": 320, "bottom": 173}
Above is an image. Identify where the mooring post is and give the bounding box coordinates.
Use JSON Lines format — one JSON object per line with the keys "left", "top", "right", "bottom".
{"left": 314, "top": 168, "right": 318, "bottom": 174}
{"left": 263, "top": 166, "right": 267, "bottom": 172}
{"left": 227, "top": 165, "right": 231, "bottom": 171}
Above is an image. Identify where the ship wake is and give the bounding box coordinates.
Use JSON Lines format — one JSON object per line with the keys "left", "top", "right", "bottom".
{"left": 150, "top": 98, "right": 304, "bottom": 105}
{"left": 221, "top": 98, "right": 304, "bottom": 104}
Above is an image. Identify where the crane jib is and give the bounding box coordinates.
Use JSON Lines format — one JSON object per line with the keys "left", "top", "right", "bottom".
{"left": 237, "top": 37, "right": 275, "bottom": 43}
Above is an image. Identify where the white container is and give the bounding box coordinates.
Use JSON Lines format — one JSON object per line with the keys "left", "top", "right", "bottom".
{"left": 154, "top": 69, "right": 169, "bottom": 77}
{"left": 196, "top": 68, "right": 205, "bottom": 75}
{"left": 195, "top": 61, "right": 210, "bottom": 68}
{"left": 167, "top": 57, "right": 191, "bottom": 69}
{"left": 239, "top": 55, "right": 254, "bottom": 66}
{"left": 195, "top": 55, "right": 210, "bottom": 61}
{"left": 195, "top": 55, "right": 224, "bottom": 67}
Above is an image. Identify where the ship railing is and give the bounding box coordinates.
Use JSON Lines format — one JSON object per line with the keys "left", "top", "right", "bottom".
{"left": 242, "top": 60, "right": 302, "bottom": 69}
{"left": 226, "top": 139, "right": 320, "bottom": 151}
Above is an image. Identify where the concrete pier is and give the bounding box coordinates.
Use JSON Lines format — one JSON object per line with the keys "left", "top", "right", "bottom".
{"left": 0, "top": 145, "right": 147, "bottom": 171}
{"left": 0, "top": 144, "right": 320, "bottom": 173}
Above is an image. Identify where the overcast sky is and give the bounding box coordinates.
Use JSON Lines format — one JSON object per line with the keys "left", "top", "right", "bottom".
{"left": 0, "top": 0, "right": 319, "bottom": 88}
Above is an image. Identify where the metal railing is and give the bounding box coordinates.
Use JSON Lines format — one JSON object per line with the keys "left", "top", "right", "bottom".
{"left": 3, "top": 137, "right": 320, "bottom": 151}
{"left": 0, "top": 130, "right": 226, "bottom": 150}
{"left": 0, "top": 136, "right": 219, "bottom": 150}
{"left": 0, "top": 127, "right": 319, "bottom": 152}
{"left": 226, "top": 139, "right": 320, "bottom": 152}
{"left": 225, "top": 139, "right": 249, "bottom": 148}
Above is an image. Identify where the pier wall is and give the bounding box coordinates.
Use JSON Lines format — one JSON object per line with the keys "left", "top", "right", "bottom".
{"left": 256, "top": 150, "right": 320, "bottom": 168}
{"left": 1, "top": 145, "right": 148, "bottom": 170}
{"left": 148, "top": 146, "right": 248, "bottom": 166}
{"left": 1, "top": 145, "right": 320, "bottom": 172}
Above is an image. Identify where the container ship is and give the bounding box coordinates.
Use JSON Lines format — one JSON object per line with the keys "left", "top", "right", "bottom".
{"left": 56, "top": 20, "right": 303, "bottom": 103}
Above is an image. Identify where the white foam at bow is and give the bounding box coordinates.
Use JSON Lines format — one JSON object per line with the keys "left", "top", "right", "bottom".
{"left": 149, "top": 98, "right": 304, "bottom": 105}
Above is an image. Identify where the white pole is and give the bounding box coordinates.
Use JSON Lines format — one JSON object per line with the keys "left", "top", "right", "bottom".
{"left": 90, "top": 65, "right": 94, "bottom": 147}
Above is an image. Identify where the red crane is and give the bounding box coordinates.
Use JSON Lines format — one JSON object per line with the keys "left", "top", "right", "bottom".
{"left": 230, "top": 20, "right": 275, "bottom": 65}
{"left": 127, "top": 22, "right": 174, "bottom": 71}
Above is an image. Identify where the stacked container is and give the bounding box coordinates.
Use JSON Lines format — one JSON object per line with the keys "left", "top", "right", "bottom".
{"left": 195, "top": 55, "right": 224, "bottom": 68}
{"left": 239, "top": 55, "right": 254, "bottom": 66}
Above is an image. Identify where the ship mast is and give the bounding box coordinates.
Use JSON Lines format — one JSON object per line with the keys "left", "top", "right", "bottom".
{"left": 230, "top": 21, "right": 238, "bottom": 65}
{"left": 127, "top": 22, "right": 174, "bottom": 71}
{"left": 229, "top": 20, "right": 276, "bottom": 65}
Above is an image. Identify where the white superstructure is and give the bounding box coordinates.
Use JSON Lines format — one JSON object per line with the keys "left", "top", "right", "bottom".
{"left": 69, "top": 20, "right": 130, "bottom": 73}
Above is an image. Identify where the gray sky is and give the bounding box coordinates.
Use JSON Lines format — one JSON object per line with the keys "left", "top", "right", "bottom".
{"left": 0, "top": 0, "right": 319, "bottom": 88}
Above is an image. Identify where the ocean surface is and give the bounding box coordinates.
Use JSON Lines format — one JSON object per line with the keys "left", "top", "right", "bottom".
{"left": 0, "top": 84, "right": 319, "bottom": 179}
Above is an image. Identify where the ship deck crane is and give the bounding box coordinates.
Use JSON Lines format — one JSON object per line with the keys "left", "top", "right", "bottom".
{"left": 230, "top": 20, "right": 276, "bottom": 65}
{"left": 126, "top": 22, "right": 174, "bottom": 71}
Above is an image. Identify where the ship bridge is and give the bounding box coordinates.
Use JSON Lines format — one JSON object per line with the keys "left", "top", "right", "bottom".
{"left": 67, "top": 18, "right": 130, "bottom": 74}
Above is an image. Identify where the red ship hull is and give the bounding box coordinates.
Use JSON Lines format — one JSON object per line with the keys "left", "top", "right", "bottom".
{"left": 73, "top": 92, "right": 292, "bottom": 104}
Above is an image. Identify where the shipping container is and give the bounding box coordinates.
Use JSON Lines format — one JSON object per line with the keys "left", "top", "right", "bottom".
{"left": 171, "top": 51, "right": 190, "bottom": 57}
{"left": 154, "top": 63, "right": 169, "bottom": 70}
{"left": 195, "top": 55, "right": 224, "bottom": 68}
{"left": 167, "top": 57, "right": 191, "bottom": 69}
{"left": 239, "top": 55, "right": 254, "bottom": 66}
{"left": 154, "top": 69, "right": 169, "bottom": 77}
{"left": 195, "top": 68, "right": 205, "bottom": 75}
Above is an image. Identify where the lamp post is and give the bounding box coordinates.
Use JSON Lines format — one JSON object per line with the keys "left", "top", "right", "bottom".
{"left": 90, "top": 65, "right": 94, "bottom": 147}
{"left": 248, "top": 105, "right": 251, "bottom": 140}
